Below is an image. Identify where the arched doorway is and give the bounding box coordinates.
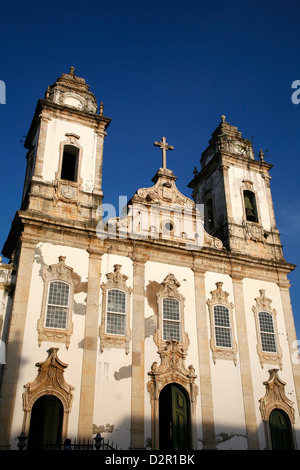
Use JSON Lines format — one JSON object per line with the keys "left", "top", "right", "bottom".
{"left": 269, "top": 409, "right": 294, "bottom": 450}
{"left": 159, "top": 383, "right": 191, "bottom": 450}
{"left": 27, "top": 395, "right": 63, "bottom": 449}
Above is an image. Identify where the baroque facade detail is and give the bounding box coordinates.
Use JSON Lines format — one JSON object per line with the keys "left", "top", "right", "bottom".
{"left": 22, "top": 348, "right": 74, "bottom": 438}
{"left": 99, "top": 264, "right": 132, "bottom": 354}
{"left": 37, "top": 256, "right": 78, "bottom": 349}
{"left": 252, "top": 289, "right": 283, "bottom": 370}
{"left": 207, "top": 282, "right": 237, "bottom": 365}
{"left": 259, "top": 369, "right": 295, "bottom": 423}
{"left": 154, "top": 273, "right": 189, "bottom": 352}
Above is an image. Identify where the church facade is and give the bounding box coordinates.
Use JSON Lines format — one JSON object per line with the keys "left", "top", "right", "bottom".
{"left": 0, "top": 69, "right": 299, "bottom": 450}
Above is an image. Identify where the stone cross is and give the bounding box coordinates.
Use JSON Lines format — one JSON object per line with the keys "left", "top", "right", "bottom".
{"left": 154, "top": 137, "right": 174, "bottom": 169}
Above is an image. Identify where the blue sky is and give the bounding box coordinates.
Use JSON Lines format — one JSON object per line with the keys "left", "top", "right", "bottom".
{"left": 0, "top": 0, "right": 299, "bottom": 336}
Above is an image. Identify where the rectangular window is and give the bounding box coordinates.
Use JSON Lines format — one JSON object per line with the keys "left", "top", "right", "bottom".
{"left": 214, "top": 305, "right": 232, "bottom": 348}
{"left": 45, "top": 281, "right": 69, "bottom": 329}
{"left": 259, "top": 311, "right": 277, "bottom": 353}
{"left": 106, "top": 289, "right": 126, "bottom": 335}
{"left": 163, "top": 298, "right": 181, "bottom": 341}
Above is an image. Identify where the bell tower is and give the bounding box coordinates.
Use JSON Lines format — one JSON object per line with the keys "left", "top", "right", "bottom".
{"left": 188, "top": 116, "right": 283, "bottom": 260}
{"left": 3, "top": 68, "right": 111, "bottom": 259}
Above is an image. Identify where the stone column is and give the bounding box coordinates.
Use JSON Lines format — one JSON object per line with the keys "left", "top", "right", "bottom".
{"left": 32, "top": 114, "right": 50, "bottom": 181}
{"left": 231, "top": 275, "right": 259, "bottom": 449}
{"left": 77, "top": 249, "right": 103, "bottom": 440}
{"left": 94, "top": 126, "right": 106, "bottom": 195}
{"left": 193, "top": 267, "right": 216, "bottom": 450}
{"left": 0, "top": 240, "right": 36, "bottom": 449}
{"left": 130, "top": 255, "right": 146, "bottom": 449}
{"left": 278, "top": 278, "right": 300, "bottom": 415}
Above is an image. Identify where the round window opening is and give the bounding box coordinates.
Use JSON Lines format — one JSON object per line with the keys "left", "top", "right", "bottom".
{"left": 164, "top": 222, "right": 174, "bottom": 232}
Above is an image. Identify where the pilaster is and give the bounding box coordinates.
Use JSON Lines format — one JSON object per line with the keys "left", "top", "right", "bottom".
{"left": 231, "top": 275, "right": 259, "bottom": 449}
{"left": 0, "top": 239, "right": 36, "bottom": 449}
{"left": 77, "top": 249, "right": 103, "bottom": 439}
{"left": 193, "top": 266, "right": 216, "bottom": 450}
{"left": 32, "top": 114, "right": 50, "bottom": 181}
{"left": 278, "top": 277, "right": 300, "bottom": 417}
{"left": 130, "top": 253, "right": 146, "bottom": 449}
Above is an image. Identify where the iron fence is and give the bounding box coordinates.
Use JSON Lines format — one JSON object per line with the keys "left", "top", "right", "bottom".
{"left": 17, "top": 432, "right": 120, "bottom": 450}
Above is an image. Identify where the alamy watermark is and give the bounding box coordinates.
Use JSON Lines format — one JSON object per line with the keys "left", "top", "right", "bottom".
{"left": 0, "top": 80, "right": 6, "bottom": 104}
{"left": 291, "top": 80, "right": 300, "bottom": 104}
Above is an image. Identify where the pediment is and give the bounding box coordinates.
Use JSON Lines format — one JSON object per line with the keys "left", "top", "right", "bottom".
{"left": 99, "top": 168, "right": 223, "bottom": 250}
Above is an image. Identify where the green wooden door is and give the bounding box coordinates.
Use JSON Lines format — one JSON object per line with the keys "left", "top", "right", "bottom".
{"left": 159, "top": 384, "right": 191, "bottom": 450}
{"left": 269, "top": 409, "right": 294, "bottom": 450}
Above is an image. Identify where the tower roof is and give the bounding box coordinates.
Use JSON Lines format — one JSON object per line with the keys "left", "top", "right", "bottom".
{"left": 44, "top": 67, "right": 98, "bottom": 114}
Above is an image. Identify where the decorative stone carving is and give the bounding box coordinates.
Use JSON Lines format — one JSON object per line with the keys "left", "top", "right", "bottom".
{"left": 22, "top": 348, "right": 74, "bottom": 439}
{"left": 148, "top": 341, "right": 198, "bottom": 398}
{"left": 37, "top": 256, "right": 78, "bottom": 348}
{"left": 147, "top": 340, "right": 198, "bottom": 449}
{"left": 99, "top": 264, "right": 132, "bottom": 354}
{"left": 259, "top": 369, "right": 294, "bottom": 423}
{"left": 207, "top": 282, "right": 237, "bottom": 365}
{"left": 100, "top": 166, "right": 223, "bottom": 251}
{"left": 252, "top": 289, "right": 283, "bottom": 369}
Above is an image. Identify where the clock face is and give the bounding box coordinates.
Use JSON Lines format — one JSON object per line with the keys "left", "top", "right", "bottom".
{"left": 63, "top": 95, "right": 84, "bottom": 110}
{"left": 61, "top": 185, "right": 76, "bottom": 199}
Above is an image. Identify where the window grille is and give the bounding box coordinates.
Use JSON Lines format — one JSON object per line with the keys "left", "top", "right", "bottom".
{"left": 45, "top": 281, "right": 70, "bottom": 329}
{"left": 106, "top": 289, "right": 126, "bottom": 335}
{"left": 162, "top": 298, "right": 181, "bottom": 341}
{"left": 259, "top": 311, "right": 277, "bottom": 353}
{"left": 213, "top": 305, "right": 232, "bottom": 348}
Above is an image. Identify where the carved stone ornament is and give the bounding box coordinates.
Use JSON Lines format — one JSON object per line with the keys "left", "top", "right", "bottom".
{"left": 207, "top": 282, "right": 238, "bottom": 365}
{"left": 147, "top": 340, "right": 198, "bottom": 449}
{"left": 99, "top": 264, "right": 132, "bottom": 354}
{"left": 252, "top": 289, "right": 282, "bottom": 369}
{"left": 100, "top": 167, "right": 223, "bottom": 251}
{"left": 37, "top": 256, "right": 78, "bottom": 349}
{"left": 22, "top": 348, "right": 74, "bottom": 438}
{"left": 259, "top": 369, "right": 295, "bottom": 424}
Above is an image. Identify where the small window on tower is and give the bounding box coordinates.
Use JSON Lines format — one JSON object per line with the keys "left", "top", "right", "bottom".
{"left": 244, "top": 190, "right": 258, "bottom": 223}
{"left": 204, "top": 198, "right": 215, "bottom": 232}
{"left": 60, "top": 145, "right": 79, "bottom": 182}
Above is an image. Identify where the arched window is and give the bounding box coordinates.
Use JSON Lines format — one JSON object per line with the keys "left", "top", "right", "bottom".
{"left": 60, "top": 145, "right": 79, "bottom": 182}
{"left": 258, "top": 311, "right": 277, "bottom": 353}
{"left": 213, "top": 305, "right": 232, "bottom": 348}
{"left": 45, "top": 281, "right": 70, "bottom": 330}
{"left": 162, "top": 298, "right": 181, "bottom": 341}
{"left": 244, "top": 190, "right": 258, "bottom": 222}
{"left": 106, "top": 289, "right": 126, "bottom": 336}
{"left": 37, "top": 256, "right": 77, "bottom": 349}
{"left": 207, "top": 282, "right": 237, "bottom": 364}
{"left": 100, "top": 265, "right": 132, "bottom": 354}
{"left": 252, "top": 290, "right": 282, "bottom": 369}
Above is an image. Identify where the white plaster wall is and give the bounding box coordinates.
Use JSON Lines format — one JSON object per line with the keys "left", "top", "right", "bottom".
{"left": 42, "top": 117, "right": 98, "bottom": 192}
{"left": 228, "top": 166, "right": 271, "bottom": 230}
{"left": 93, "top": 253, "right": 133, "bottom": 450}
{"left": 242, "top": 278, "right": 300, "bottom": 450}
{"left": 9, "top": 242, "right": 89, "bottom": 448}
{"left": 205, "top": 271, "right": 248, "bottom": 450}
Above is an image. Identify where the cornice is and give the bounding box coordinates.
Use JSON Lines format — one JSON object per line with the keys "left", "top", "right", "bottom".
{"left": 188, "top": 151, "right": 273, "bottom": 189}
{"left": 3, "top": 208, "right": 296, "bottom": 283}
